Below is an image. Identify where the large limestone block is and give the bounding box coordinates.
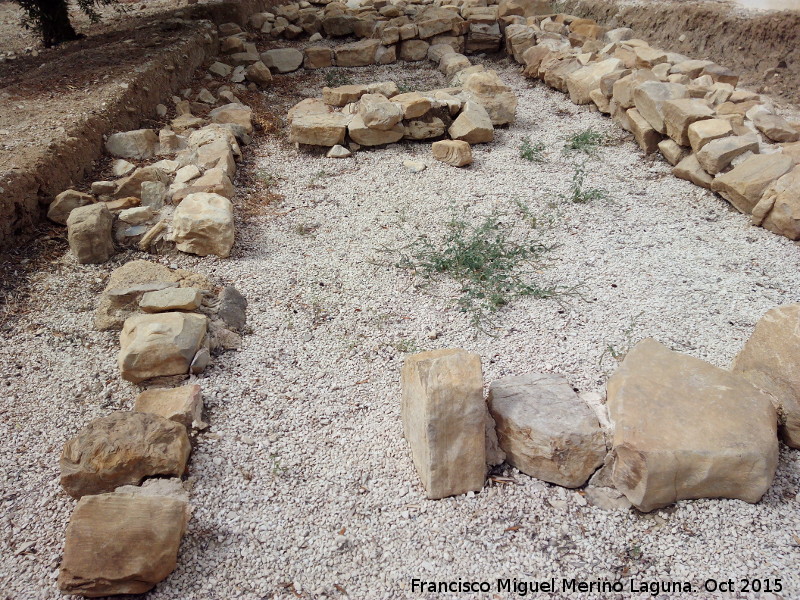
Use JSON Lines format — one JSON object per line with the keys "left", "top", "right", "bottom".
{"left": 399, "top": 39, "right": 430, "bottom": 62}
{"left": 401, "top": 349, "right": 485, "bottom": 499}
{"left": 48, "top": 190, "right": 94, "bottom": 225}
{"left": 541, "top": 56, "right": 581, "bottom": 93}
{"left": 209, "top": 102, "right": 253, "bottom": 136}
{"left": 711, "top": 153, "right": 794, "bottom": 214}
{"left": 172, "top": 192, "right": 235, "bottom": 258}
{"left": 358, "top": 94, "right": 403, "bottom": 131}
{"left": 632, "top": 81, "right": 688, "bottom": 134}
{"left": 392, "top": 92, "right": 432, "bottom": 119}
{"left": 303, "top": 46, "right": 333, "bottom": 69}
{"left": 118, "top": 312, "right": 208, "bottom": 383}
{"left": 140, "top": 287, "right": 202, "bottom": 312}
{"left": 448, "top": 101, "right": 493, "bottom": 144}
{"left": 347, "top": 114, "right": 404, "bottom": 146}
{"left": 462, "top": 70, "right": 517, "bottom": 126}
{"left": 404, "top": 117, "right": 447, "bottom": 140}
{"left": 612, "top": 69, "right": 657, "bottom": 109}
{"left": 566, "top": 58, "right": 622, "bottom": 105}
{"left": 751, "top": 165, "right": 800, "bottom": 240}
{"left": 488, "top": 373, "right": 606, "bottom": 488}
{"left": 733, "top": 304, "right": 800, "bottom": 446}
{"left": 673, "top": 153, "right": 713, "bottom": 189}
{"left": 439, "top": 52, "right": 471, "bottom": 79}
{"left": 58, "top": 492, "right": 188, "bottom": 597}
{"left": 687, "top": 118, "right": 733, "bottom": 152}
{"left": 661, "top": 98, "right": 714, "bottom": 146}
{"left": 60, "top": 411, "right": 191, "bottom": 498}
{"left": 290, "top": 112, "right": 350, "bottom": 146}
{"left": 432, "top": 140, "right": 473, "bottom": 167}
{"left": 260, "top": 48, "right": 304, "bottom": 72}
{"left": 66, "top": 203, "right": 115, "bottom": 264}
{"left": 696, "top": 134, "right": 759, "bottom": 175}
{"left": 134, "top": 384, "right": 204, "bottom": 429}
{"left": 626, "top": 108, "right": 661, "bottom": 154}
{"left": 607, "top": 339, "right": 778, "bottom": 512}
{"left": 106, "top": 129, "right": 158, "bottom": 160}
{"left": 335, "top": 39, "right": 380, "bottom": 67}
{"left": 752, "top": 112, "right": 800, "bottom": 143}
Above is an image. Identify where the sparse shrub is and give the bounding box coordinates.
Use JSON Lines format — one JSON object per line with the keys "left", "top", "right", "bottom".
{"left": 566, "top": 161, "right": 609, "bottom": 204}
{"left": 563, "top": 128, "right": 607, "bottom": 155}
{"left": 520, "top": 137, "right": 546, "bottom": 163}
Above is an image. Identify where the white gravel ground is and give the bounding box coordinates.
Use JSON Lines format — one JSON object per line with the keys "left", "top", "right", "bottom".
{"left": 2, "top": 58, "right": 800, "bottom": 600}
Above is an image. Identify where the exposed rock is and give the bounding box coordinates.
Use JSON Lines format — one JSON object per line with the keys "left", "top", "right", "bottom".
{"left": 348, "top": 113, "right": 404, "bottom": 146}
{"left": 673, "top": 153, "right": 714, "bottom": 189}
{"left": 399, "top": 39, "right": 430, "bottom": 62}
{"left": 60, "top": 411, "right": 191, "bottom": 498}
{"left": 327, "top": 144, "right": 352, "bottom": 158}
{"left": 661, "top": 98, "right": 714, "bottom": 146}
{"left": 687, "top": 118, "right": 733, "bottom": 152}
{"left": 245, "top": 61, "right": 273, "bottom": 87}
{"left": 359, "top": 93, "right": 403, "bottom": 130}
{"left": 134, "top": 384, "right": 204, "bottom": 429}
{"left": 304, "top": 46, "right": 333, "bottom": 69}
{"left": 612, "top": 69, "right": 657, "bottom": 109}
{"left": 439, "top": 52, "right": 472, "bottom": 78}
{"left": 118, "top": 312, "right": 208, "bottom": 383}
{"left": 176, "top": 168, "right": 235, "bottom": 200}
{"left": 607, "top": 338, "right": 778, "bottom": 512}
{"left": 67, "top": 204, "right": 115, "bottom": 264}
{"left": 448, "top": 100, "right": 493, "bottom": 144}
{"left": 751, "top": 165, "right": 800, "bottom": 240}
{"left": 58, "top": 492, "right": 188, "bottom": 597}
{"left": 140, "top": 287, "right": 203, "bottom": 312}
{"left": 172, "top": 192, "right": 235, "bottom": 258}
{"left": 488, "top": 373, "right": 606, "bottom": 488}
{"left": 118, "top": 206, "right": 154, "bottom": 225}
{"left": 209, "top": 61, "right": 233, "bottom": 77}
{"left": 711, "top": 153, "right": 794, "bottom": 214}
{"left": 657, "top": 138, "right": 687, "bottom": 166}
{"left": 565, "top": 58, "right": 622, "bottom": 105}
{"left": 732, "top": 304, "right": 800, "bottom": 447}
{"left": 209, "top": 102, "right": 253, "bottom": 136}
{"left": 335, "top": 39, "right": 380, "bottom": 67}
{"left": 106, "top": 129, "right": 159, "bottom": 160}
{"left": 260, "top": 48, "right": 304, "bottom": 73}
{"left": 392, "top": 92, "right": 432, "bottom": 119}
{"left": 432, "top": 139, "right": 473, "bottom": 167}
{"left": 141, "top": 181, "right": 167, "bottom": 210}
{"left": 696, "top": 134, "right": 759, "bottom": 175}
{"left": 462, "top": 70, "right": 517, "bottom": 125}
{"left": 632, "top": 81, "right": 688, "bottom": 134}
{"left": 114, "top": 166, "right": 169, "bottom": 199}
{"left": 401, "top": 349, "right": 485, "bottom": 499}
{"left": 290, "top": 113, "right": 350, "bottom": 146}
{"left": 322, "top": 81, "right": 397, "bottom": 106}
{"left": 626, "top": 107, "right": 661, "bottom": 154}
{"left": 752, "top": 112, "right": 800, "bottom": 143}
{"left": 48, "top": 190, "right": 94, "bottom": 225}
{"left": 375, "top": 44, "right": 396, "bottom": 65}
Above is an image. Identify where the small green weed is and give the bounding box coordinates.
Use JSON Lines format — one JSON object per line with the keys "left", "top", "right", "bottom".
{"left": 398, "top": 211, "right": 569, "bottom": 328}
{"left": 294, "top": 222, "right": 320, "bottom": 236}
{"left": 566, "top": 161, "right": 609, "bottom": 204}
{"left": 325, "top": 70, "right": 352, "bottom": 87}
{"left": 520, "top": 137, "right": 546, "bottom": 163}
{"left": 391, "top": 338, "right": 420, "bottom": 354}
{"left": 256, "top": 170, "right": 280, "bottom": 187}
{"left": 563, "top": 129, "right": 607, "bottom": 155}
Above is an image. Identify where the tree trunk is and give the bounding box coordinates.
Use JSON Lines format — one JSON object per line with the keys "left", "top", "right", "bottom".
{"left": 38, "top": 0, "right": 79, "bottom": 47}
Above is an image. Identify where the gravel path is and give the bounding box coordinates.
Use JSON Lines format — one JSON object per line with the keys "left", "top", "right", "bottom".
{"left": 2, "top": 59, "right": 800, "bottom": 599}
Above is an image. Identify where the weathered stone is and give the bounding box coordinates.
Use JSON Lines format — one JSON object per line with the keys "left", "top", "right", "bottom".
{"left": 466, "top": 21, "right": 502, "bottom": 53}
{"left": 375, "top": 44, "right": 396, "bottom": 65}
{"left": 119, "top": 312, "right": 208, "bottom": 383}
{"left": 566, "top": 58, "right": 622, "bottom": 105}
{"left": 66, "top": 204, "right": 115, "bottom": 264}
{"left": 687, "top": 118, "right": 733, "bottom": 152}
{"left": 607, "top": 338, "right": 778, "bottom": 512}
{"left": 632, "top": 81, "right": 688, "bottom": 134}
{"left": 633, "top": 46, "right": 667, "bottom": 69}
{"left": 245, "top": 61, "right": 273, "bottom": 87}
{"left": 106, "top": 129, "right": 158, "bottom": 160}
{"left": 218, "top": 286, "right": 247, "bottom": 331}
{"left": 60, "top": 411, "right": 191, "bottom": 498}
{"left": 327, "top": 144, "right": 352, "bottom": 158}
{"left": 134, "top": 384, "right": 204, "bottom": 429}
{"left": 322, "top": 13, "right": 356, "bottom": 36}
{"left": 118, "top": 206, "right": 154, "bottom": 225}
{"left": 672, "top": 153, "right": 713, "bottom": 189}
{"left": 397, "top": 39, "right": 429, "bottom": 62}
{"left": 48, "top": 190, "right": 94, "bottom": 225}
{"left": 752, "top": 112, "right": 800, "bottom": 143}
{"left": 392, "top": 92, "right": 432, "bottom": 119}
{"left": 541, "top": 56, "right": 581, "bottom": 92}
{"left": 626, "top": 108, "right": 661, "bottom": 154}
{"left": 404, "top": 117, "right": 447, "bottom": 140}
{"left": 732, "top": 304, "right": 800, "bottom": 446}
{"left": 322, "top": 82, "right": 398, "bottom": 106}
{"left": 140, "top": 287, "right": 202, "bottom": 312}
{"left": 58, "top": 493, "right": 188, "bottom": 597}
{"left": 462, "top": 70, "right": 517, "bottom": 126}
{"left": 670, "top": 59, "right": 714, "bottom": 79}
{"left": 657, "top": 138, "right": 687, "bottom": 166}
{"left": 432, "top": 139, "right": 472, "bottom": 167}
{"left": 359, "top": 93, "right": 403, "bottom": 131}
{"left": 287, "top": 98, "right": 330, "bottom": 123}
{"left": 701, "top": 63, "right": 738, "bottom": 86}
{"left": 711, "top": 153, "right": 794, "bottom": 214}
{"left": 114, "top": 165, "right": 169, "bottom": 200}
{"left": 303, "top": 46, "right": 333, "bottom": 69}
{"left": 290, "top": 113, "right": 350, "bottom": 146}
{"left": 335, "top": 39, "right": 380, "bottom": 67}
{"left": 209, "top": 61, "right": 233, "bottom": 77}
{"left": 175, "top": 164, "right": 201, "bottom": 184}
{"left": 209, "top": 102, "right": 253, "bottom": 136}
{"left": 172, "top": 192, "right": 235, "bottom": 258}
{"left": 612, "top": 69, "right": 657, "bottom": 109}
{"left": 439, "top": 52, "right": 472, "bottom": 79}
{"left": 176, "top": 167, "right": 234, "bottom": 200}
{"left": 348, "top": 113, "right": 404, "bottom": 146}
{"left": 401, "top": 349, "right": 485, "bottom": 499}
{"left": 696, "top": 134, "right": 759, "bottom": 175}
{"left": 488, "top": 373, "right": 606, "bottom": 488}
{"left": 751, "top": 165, "right": 800, "bottom": 240}
{"left": 260, "top": 48, "right": 304, "bottom": 73}
{"left": 448, "top": 101, "right": 493, "bottom": 144}
{"left": 661, "top": 98, "right": 714, "bottom": 146}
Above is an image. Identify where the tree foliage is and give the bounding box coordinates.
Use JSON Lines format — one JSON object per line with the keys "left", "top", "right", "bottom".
{"left": 14, "top": 0, "right": 117, "bottom": 48}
